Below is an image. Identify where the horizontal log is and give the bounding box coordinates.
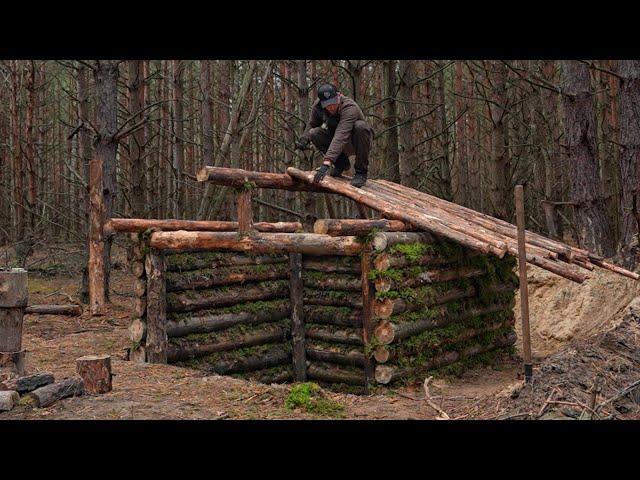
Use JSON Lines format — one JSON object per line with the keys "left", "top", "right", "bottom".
{"left": 209, "top": 347, "right": 291, "bottom": 375}
{"left": 373, "top": 283, "right": 514, "bottom": 319}
{"left": 374, "top": 266, "right": 485, "bottom": 293}
{"left": 371, "top": 232, "right": 437, "bottom": 252}
{"left": 151, "top": 231, "right": 364, "bottom": 256}
{"left": 303, "top": 273, "right": 362, "bottom": 292}
{"left": 303, "top": 305, "right": 362, "bottom": 328}
{"left": 303, "top": 289, "right": 363, "bottom": 309}
{"left": 302, "top": 256, "right": 361, "bottom": 273}
{"left": 167, "top": 280, "right": 289, "bottom": 313}
{"left": 307, "top": 363, "right": 365, "bottom": 386}
{"left": 305, "top": 326, "right": 363, "bottom": 346}
{"left": 239, "top": 366, "right": 293, "bottom": 384}
{"left": 0, "top": 390, "right": 19, "bottom": 412}
{"left": 134, "top": 278, "right": 146, "bottom": 298}
{"left": 373, "top": 318, "right": 514, "bottom": 364}
{"left": 166, "top": 302, "right": 290, "bottom": 337}
{"left": 374, "top": 330, "right": 517, "bottom": 384}
{"left": 306, "top": 345, "right": 366, "bottom": 368}
{"left": 372, "top": 250, "right": 482, "bottom": 271}
{"left": 374, "top": 302, "right": 512, "bottom": 345}
{"left": 129, "top": 318, "right": 147, "bottom": 343}
{"left": 591, "top": 258, "right": 640, "bottom": 280}
{"left": 24, "top": 377, "right": 84, "bottom": 408}
{"left": 105, "top": 218, "right": 302, "bottom": 235}
{"left": 131, "top": 261, "right": 145, "bottom": 278}
{"left": 165, "top": 263, "right": 289, "bottom": 292}
{"left": 167, "top": 326, "right": 289, "bottom": 362}
{"left": 24, "top": 304, "right": 82, "bottom": 316}
{"left": 134, "top": 297, "right": 146, "bottom": 318}
{"left": 0, "top": 372, "right": 55, "bottom": 394}
{"left": 314, "top": 218, "right": 414, "bottom": 236}
{"left": 166, "top": 252, "right": 288, "bottom": 272}
{"left": 197, "top": 166, "right": 323, "bottom": 191}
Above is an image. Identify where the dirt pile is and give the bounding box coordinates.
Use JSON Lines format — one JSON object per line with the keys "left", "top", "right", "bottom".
{"left": 514, "top": 265, "right": 640, "bottom": 357}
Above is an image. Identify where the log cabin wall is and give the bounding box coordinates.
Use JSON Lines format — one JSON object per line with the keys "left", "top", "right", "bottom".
{"left": 128, "top": 232, "right": 518, "bottom": 393}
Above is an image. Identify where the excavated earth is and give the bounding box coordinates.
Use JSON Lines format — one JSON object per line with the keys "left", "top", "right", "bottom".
{"left": 1, "top": 242, "right": 640, "bottom": 420}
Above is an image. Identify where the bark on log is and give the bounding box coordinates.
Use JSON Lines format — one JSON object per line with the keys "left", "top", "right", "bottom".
{"left": 302, "top": 256, "right": 361, "bottom": 273}
{"left": 145, "top": 250, "right": 167, "bottom": 363}
{"left": 165, "top": 252, "right": 288, "bottom": 272}
{"left": 314, "top": 218, "right": 413, "bottom": 236}
{"left": 167, "top": 281, "right": 289, "bottom": 313}
{"left": 236, "top": 189, "right": 253, "bottom": 233}
{"left": 289, "top": 253, "right": 307, "bottom": 381}
{"left": 0, "top": 309, "right": 23, "bottom": 352}
{"left": 0, "top": 372, "right": 54, "bottom": 394}
{"left": 210, "top": 347, "right": 291, "bottom": 375}
{"left": 150, "top": 231, "right": 364, "bottom": 256}
{"left": 591, "top": 258, "right": 640, "bottom": 280}
{"left": 76, "top": 355, "right": 112, "bottom": 394}
{"left": 196, "top": 166, "right": 322, "bottom": 191}
{"left": 305, "top": 327, "right": 363, "bottom": 346}
{"left": 373, "top": 318, "right": 514, "bottom": 363}
{"left": 303, "top": 290, "right": 363, "bottom": 309}
{"left": 373, "top": 266, "right": 485, "bottom": 293}
{"left": 372, "top": 250, "right": 481, "bottom": 271}
{"left": 129, "top": 346, "right": 146, "bottom": 364}
{"left": 374, "top": 302, "right": 512, "bottom": 345}
{"left": 0, "top": 350, "right": 25, "bottom": 380}
{"left": 167, "top": 327, "right": 289, "bottom": 362}
{"left": 305, "top": 346, "right": 366, "bottom": 367}
{"left": 303, "top": 273, "right": 362, "bottom": 292}
{"left": 374, "top": 330, "right": 517, "bottom": 384}
{"left": 371, "top": 232, "right": 436, "bottom": 252}
{"left": 360, "top": 246, "right": 375, "bottom": 391}
{"left": 105, "top": 218, "right": 302, "bottom": 234}
{"left": 303, "top": 306, "right": 362, "bottom": 328}
{"left": 25, "top": 304, "right": 83, "bottom": 316}
{"left": 287, "top": 168, "right": 508, "bottom": 257}
{"left": 24, "top": 377, "right": 84, "bottom": 407}
{"left": 306, "top": 363, "right": 365, "bottom": 386}
{"left": 88, "top": 159, "right": 105, "bottom": 315}
{"left": 0, "top": 269, "right": 28, "bottom": 307}
{"left": 0, "top": 390, "right": 19, "bottom": 411}
{"left": 165, "top": 264, "right": 289, "bottom": 292}
{"left": 166, "top": 304, "right": 290, "bottom": 337}
{"left": 373, "top": 283, "right": 514, "bottom": 319}
{"left": 134, "top": 278, "right": 146, "bottom": 298}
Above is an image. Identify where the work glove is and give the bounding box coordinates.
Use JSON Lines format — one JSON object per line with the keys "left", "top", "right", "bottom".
{"left": 313, "top": 164, "right": 331, "bottom": 183}
{"left": 294, "top": 138, "right": 310, "bottom": 151}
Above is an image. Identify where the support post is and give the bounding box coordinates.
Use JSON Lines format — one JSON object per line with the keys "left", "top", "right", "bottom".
{"left": 0, "top": 268, "right": 28, "bottom": 380}
{"left": 88, "top": 159, "right": 105, "bottom": 315}
{"left": 289, "top": 253, "right": 307, "bottom": 381}
{"left": 515, "top": 185, "right": 533, "bottom": 383}
{"left": 145, "top": 249, "right": 167, "bottom": 363}
{"left": 237, "top": 187, "right": 254, "bottom": 233}
{"left": 360, "top": 246, "right": 375, "bottom": 393}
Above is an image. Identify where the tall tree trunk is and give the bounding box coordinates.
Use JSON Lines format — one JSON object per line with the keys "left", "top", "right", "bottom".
{"left": 200, "top": 60, "right": 214, "bottom": 166}
{"left": 398, "top": 60, "right": 417, "bottom": 188}
{"left": 25, "top": 61, "right": 37, "bottom": 234}
{"left": 10, "top": 61, "right": 24, "bottom": 240}
{"left": 172, "top": 60, "right": 185, "bottom": 219}
{"left": 453, "top": 60, "right": 468, "bottom": 205}
{"left": 93, "top": 60, "right": 119, "bottom": 301}
{"left": 128, "top": 60, "right": 145, "bottom": 218}
{"left": 617, "top": 60, "right": 640, "bottom": 265}
{"left": 383, "top": 60, "right": 400, "bottom": 183}
{"left": 560, "top": 60, "right": 614, "bottom": 256}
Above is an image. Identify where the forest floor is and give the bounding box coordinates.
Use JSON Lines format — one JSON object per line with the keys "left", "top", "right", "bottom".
{"left": 1, "top": 241, "right": 640, "bottom": 420}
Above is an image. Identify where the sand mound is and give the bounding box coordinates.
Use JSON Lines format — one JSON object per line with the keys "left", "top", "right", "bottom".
{"left": 514, "top": 264, "right": 640, "bottom": 357}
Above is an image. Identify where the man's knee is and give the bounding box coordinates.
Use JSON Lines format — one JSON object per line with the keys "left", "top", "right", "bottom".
{"left": 353, "top": 120, "right": 372, "bottom": 140}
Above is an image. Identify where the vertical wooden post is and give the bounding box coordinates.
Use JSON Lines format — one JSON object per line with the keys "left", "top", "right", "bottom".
{"left": 289, "top": 252, "right": 307, "bottom": 381}
{"left": 360, "top": 246, "right": 375, "bottom": 393}
{"left": 324, "top": 195, "right": 336, "bottom": 219}
{"left": 515, "top": 185, "right": 533, "bottom": 383}
{"left": 88, "top": 159, "right": 105, "bottom": 316}
{"left": 145, "top": 249, "right": 167, "bottom": 363}
{"left": 237, "top": 187, "right": 253, "bottom": 233}
{"left": 0, "top": 268, "right": 28, "bottom": 379}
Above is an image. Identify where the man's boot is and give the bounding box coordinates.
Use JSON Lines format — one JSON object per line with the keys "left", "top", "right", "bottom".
{"left": 351, "top": 171, "right": 367, "bottom": 187}
{"left": 330, "top": 153, "right": 350, "bottom": 177}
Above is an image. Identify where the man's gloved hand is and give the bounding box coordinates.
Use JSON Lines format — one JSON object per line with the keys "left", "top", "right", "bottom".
{"left": 313, "top": 163, "right": 331, "bottom": 183}
{"left": 294, "top": 138, "right": 309, "bottom": 151}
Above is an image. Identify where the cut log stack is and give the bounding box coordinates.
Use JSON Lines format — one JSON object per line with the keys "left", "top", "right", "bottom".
{"left": 0, "top": 372, "right": 86, "bottom": 413}
{"left": 129, "top": 234, "right": 148, "bottom": 363}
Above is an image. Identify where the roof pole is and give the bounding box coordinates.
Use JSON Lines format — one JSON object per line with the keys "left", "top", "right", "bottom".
{"left": 515, "top": 185, "right": 533, "bottom": 383}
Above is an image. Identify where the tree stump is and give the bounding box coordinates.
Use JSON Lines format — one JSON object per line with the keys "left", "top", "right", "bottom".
{"left": 76, "top": 355, "right": 112, "bottom": 394}
{"left": 0, "top": 269, "right": 27, "bottom": 380}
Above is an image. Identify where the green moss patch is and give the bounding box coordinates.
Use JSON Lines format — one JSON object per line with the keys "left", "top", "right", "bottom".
{"left": 284, "top": 382, "right": 345, "bottom": 417}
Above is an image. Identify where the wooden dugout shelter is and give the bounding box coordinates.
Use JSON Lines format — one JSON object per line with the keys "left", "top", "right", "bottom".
{"left": 90, "top": 165, "right": 638, "bottom": 393}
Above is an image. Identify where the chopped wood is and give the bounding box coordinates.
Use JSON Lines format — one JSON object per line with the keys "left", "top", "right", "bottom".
{"left": 0, "top": 372, "right": 54, "bottom": 394}
{"left": 105, "top": 218, "right": 302, "bottom": 234}
{"left": 24, "top": 377, "right": 84, "bottom": 408}
{"left": 0, "top": 390, "right": 19, "bottom": 412}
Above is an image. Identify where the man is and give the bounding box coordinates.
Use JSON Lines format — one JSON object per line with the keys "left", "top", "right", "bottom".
{"left": 295, "top": 83, "right": 374, "bottom": 187}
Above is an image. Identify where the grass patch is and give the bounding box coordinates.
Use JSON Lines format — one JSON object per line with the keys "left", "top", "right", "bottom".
{"left": 284, "top": 382, "right": 345, "bottom": 417}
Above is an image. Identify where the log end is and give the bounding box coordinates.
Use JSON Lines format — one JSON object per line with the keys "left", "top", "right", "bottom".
{"left": 196, "top": 167, "right": 210, "bottom": 182}
{"left": 373, "top": 346, "right": 390, "bottom": 364}
{"left": 374, "top": 277, "right": 391, "bottom": 293}
{"left": 313, "top": 219, "right": 329, "bottom": 235}
{"left": 374, "top": 365, "right": 395, "bottom": 385}
{"left": 372, "top": 253, "right": 391, "bottom": 271}
{"left": 372, "top": 298, "right": 394, "bottom": 319}
{"left": 374, "top": 320, "right": 395, "bottom": 345}
{"left": 371, "top": 233, "right": 388, "bottom": 252}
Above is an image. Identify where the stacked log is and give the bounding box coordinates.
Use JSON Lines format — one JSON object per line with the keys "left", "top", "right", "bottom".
{"left": 364, "top": 233, "right": 518, "bottom": 386}
{"left": 302, "top": 254, "right": 368, "bottom": 391}
{"left": 129, "top": 235, "right": 147, "bottom": 363}
{"left": 153, "top": 250, "right": 293, "bottom": 382}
